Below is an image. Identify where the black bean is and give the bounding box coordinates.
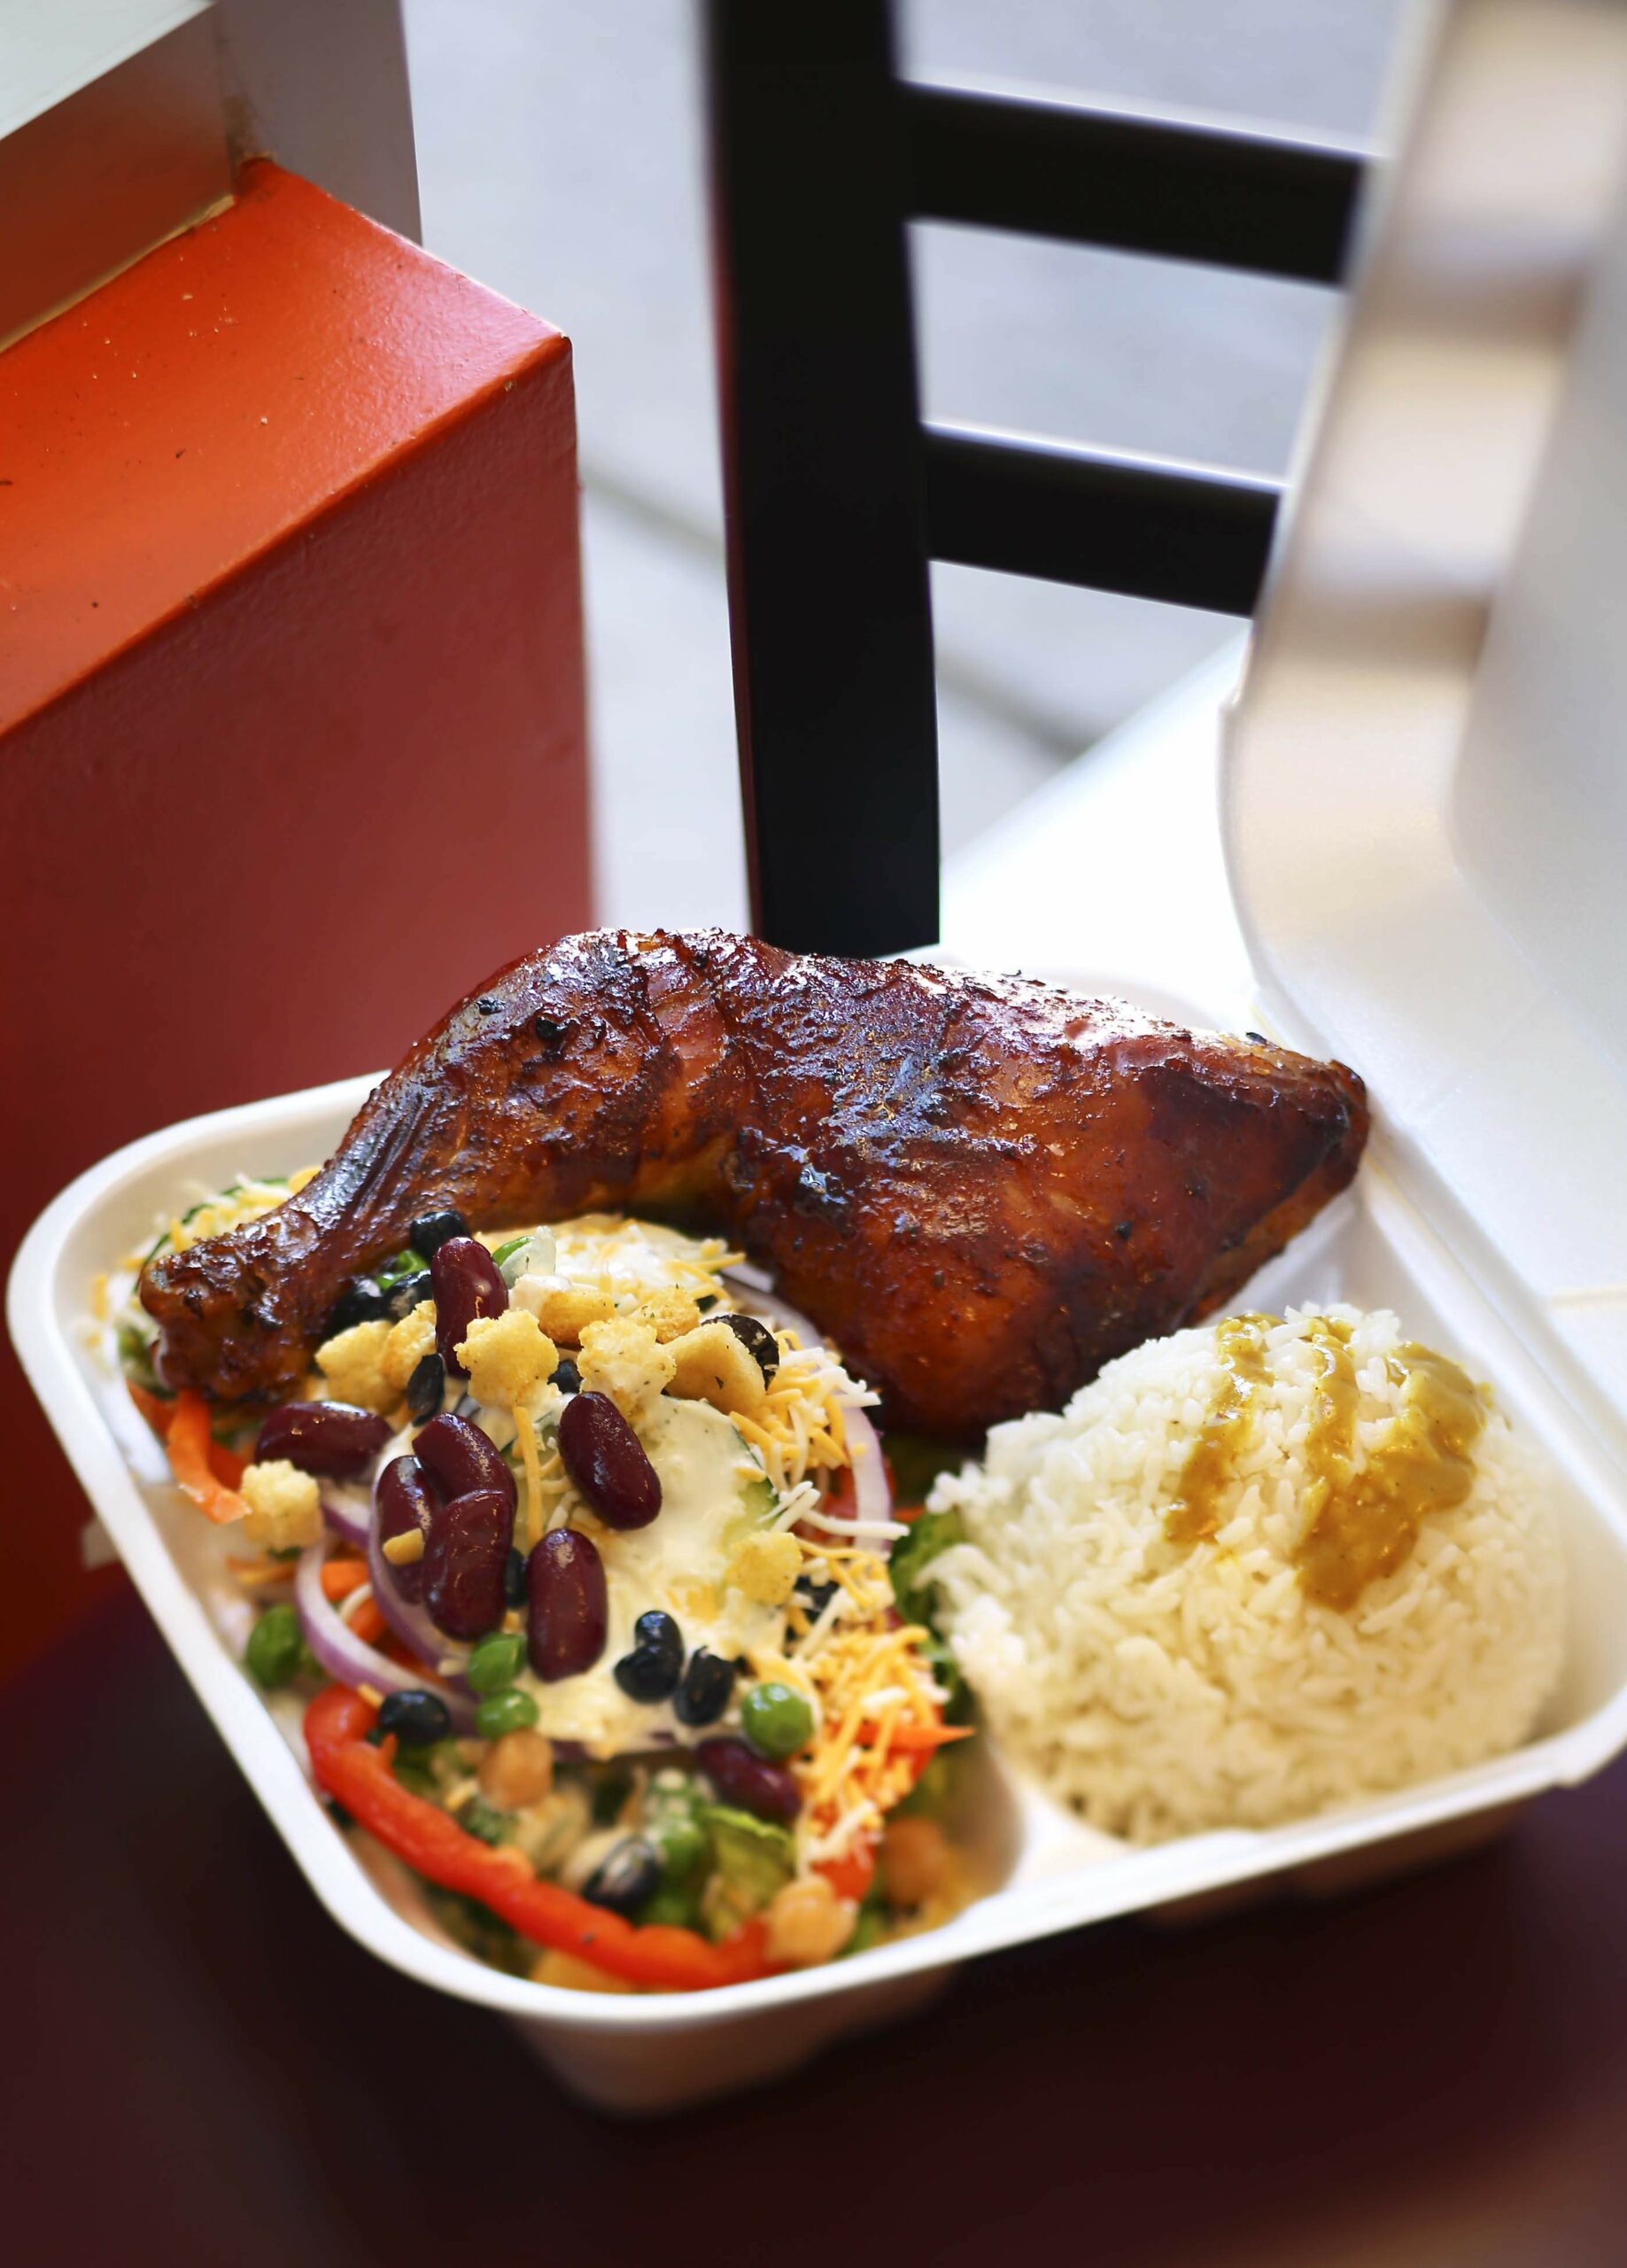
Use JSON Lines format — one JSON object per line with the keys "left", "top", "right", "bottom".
{"left": 406, "top": 1351, "right": 446, "bottom": 1425}
{"left": 558, "top": 1393, "right": 662, "bottom": 1530}
{"left": 717, "top": 1310, "right": 779, "bottom": 1385}
{"left": 794, "top": 1573, "right": 838, "bottom": 1619}
{"left": 409, "top": 1209, "right": 469, "bottom": 1258}
{"left": 612, "top": 1610, "right": 685, "bottom": 1702}
{"left": 673, "top": 1648, "right": 736, "bottom": 1728}
{"left": 377, "top": 1689, "right": 453, "bottom": 1746}
{"left": 324, "top": 1277, "right": 391, "bottom": 1335}
{"left": 582, "top": 1837, "right": 662, "bottom": 1917}
{"left": 384, "top": 1268, "right": 435, "bottom": 1321}
{"left": 550, "top": 1355, "right": 581, "bottom": 1394}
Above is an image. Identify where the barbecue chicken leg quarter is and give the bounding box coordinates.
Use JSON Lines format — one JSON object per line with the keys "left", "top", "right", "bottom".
{"left": 142, "top": 928, "right": 1368, "bottom": 1435}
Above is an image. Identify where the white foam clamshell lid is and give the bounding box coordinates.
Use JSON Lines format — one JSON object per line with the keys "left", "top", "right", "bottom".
{"left": 13, "top": 0, "right": 1627, "bottom": 2110}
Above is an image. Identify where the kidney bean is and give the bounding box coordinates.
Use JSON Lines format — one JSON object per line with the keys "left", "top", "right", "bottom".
{"left": 376, "top": 1455, "right": 438, "bottom": 1604}
{"left": 413, "top": 1410, "right": 516, "bottom": 1511}
{"left": 558, "top": 1392, "right": 662, "bottom": 1530}
{"left": 526, "top": 1529, "right": 608, "bottom": 1682}
{"left": 422, "top": 1487, "right": 511, "bottom": 1641}
{"left": 694, "top": 1736, "right": 802, "bottom": 1823}
{"left": 430, "top": 1236, "right": 507, "bottom": 1375}
{"left": 255, "top": 1400, "right": 391, "bottom": 1480}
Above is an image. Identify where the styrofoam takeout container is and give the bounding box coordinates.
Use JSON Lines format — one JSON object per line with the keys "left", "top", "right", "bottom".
{"left": 13, "top": 0, "right": 1627, "bottom": 2112}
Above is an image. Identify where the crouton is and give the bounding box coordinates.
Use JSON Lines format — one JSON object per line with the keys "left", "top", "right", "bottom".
{"left": 634, "top": 1286, "right": 704, "bottom": 1343}
{"left": 382, "top": 1300, "right": 438, "bottom": 1392}
{"left": 512, "top": 1275, "right": 616, "bottom": 1345}
{"left": 577, "top": 1316, "right": 675, "bottom": 1426}
{"left": 725, "top": 1527, "right": 801, "bottom": 1606}
{"left": 240, "top": 1459, "right": 322, "bottom": 1550}
{"left": 314, "top": 1319, "right": 395, "bottom": 1413}
{"left": 457, "top": 1309, "right": 559, "bottom": 1408}
{"left": 667, "top": 1319, "right": 770, "bottom": 1418}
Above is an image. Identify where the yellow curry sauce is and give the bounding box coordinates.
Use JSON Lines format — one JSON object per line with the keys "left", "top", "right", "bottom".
{"left": 1166, "top": 1317, "right": 1486, "bottom": 1611}
{"left": 1164, "top": 1314, "right": 1276, "bottom": 1546}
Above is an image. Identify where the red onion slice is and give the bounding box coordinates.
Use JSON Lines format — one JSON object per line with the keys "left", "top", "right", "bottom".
{"left": 321, "top": 1486, "right": 371, "bottom": 1550}
{"left": 293, "top": 1541, "right": 476, "bottom": 1732}
{"left": 719, "top": 1270, "right": 897, "bottom": 1546}
{"left": 820, "top": 1398, "right": 896, "bottom": 1534}
{"left": 718, "top": 1270, "right": 819, "bottom": 1346}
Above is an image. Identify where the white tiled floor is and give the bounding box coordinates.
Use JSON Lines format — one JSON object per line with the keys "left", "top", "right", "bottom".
{"left": 403, "top": 0, "right": 1407, "bottom": 931}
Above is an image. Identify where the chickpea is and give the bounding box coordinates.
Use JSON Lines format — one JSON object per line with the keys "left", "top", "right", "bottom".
{"left": 764, "top": 1876, "right": 857, "bottom": 1969}
{"left": 881, "top": 1815, "right": 949, "bottom": 1909}
{"left": 477, "top": 1728, "right": 554, "bottom": 1810}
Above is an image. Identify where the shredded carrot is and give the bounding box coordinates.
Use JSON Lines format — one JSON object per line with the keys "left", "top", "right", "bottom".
{"left": 209, "top": 1438, "right": 249, "bottom": 1488}
{"left": 229, "top": 1556, "right": 298, "bottom": 1587}
{"left": 817, "top": 1837, "right": 878, "bottom": 1903}
{"left": 349, "top": 1596, "right": 387, "bottom": 1646}
{"left": 128, "top": 1381, "right": 174, "bottom": 1439}
{"left": 167, "top": 1391, "right": 247, "bottom": 1524}
{"left": 868, "top": 1720, "right": 974, "bottom": 1755}
{"left": 321, "top": 1557, "right": 369, "bottom": 1602}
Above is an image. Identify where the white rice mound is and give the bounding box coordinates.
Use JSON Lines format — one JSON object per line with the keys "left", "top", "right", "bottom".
{"left": 930, "top": 1305, "right": 1566, "bottom": 1842}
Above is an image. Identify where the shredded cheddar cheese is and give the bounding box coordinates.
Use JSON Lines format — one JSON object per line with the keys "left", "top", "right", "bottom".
{"left": 730, "top": 1334, "right": 874, "bottom": 1492}
{"left": 788, "top": 1540, "right": 948, "bottom": 1869}
{"left": 157, "top": 1170, "right": 316, "bottom": 1258}
{"left": 514, "top": 1402, "right": 544, "bottom": 1549}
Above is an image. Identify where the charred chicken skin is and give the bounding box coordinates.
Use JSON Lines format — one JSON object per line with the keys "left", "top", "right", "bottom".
{"left": 141, "top": 928, "right": 1367, "bottom": 1435}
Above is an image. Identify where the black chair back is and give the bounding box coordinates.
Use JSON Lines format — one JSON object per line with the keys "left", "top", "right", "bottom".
{"left": 704, "top": 0, "right": 1367, "bottom": 954}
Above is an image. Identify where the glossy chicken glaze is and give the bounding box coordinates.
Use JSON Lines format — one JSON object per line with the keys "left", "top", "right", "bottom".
{"left": 141, "top": 928, "right": 1367, "bottom": 1434}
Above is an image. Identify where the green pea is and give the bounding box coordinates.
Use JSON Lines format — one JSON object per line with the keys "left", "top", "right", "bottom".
{"left": 245, "top": 1602, "right": 304, "bottom": 1689}
{"left": 638, "top": 1883, "right": 701, "bottom": 1930}
{"left": 467, "top": 1631, "right": 527, "bottom": 1694}
{"left": 649, "top": 1812, "right": 709, "bottom": 1885}
{"left": 476, "top": 1686, "right": 539, "bottom": 1739}
{"left": 740, "top": 1680, "right": 815, "bottom": 1761}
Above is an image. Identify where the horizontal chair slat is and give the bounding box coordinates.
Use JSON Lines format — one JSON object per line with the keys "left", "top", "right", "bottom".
{"left": 903, "top": 81, "right": 1370, "bottom": 285}
{"left": 922, "top": 424, "right": 1282, "bottom": 616}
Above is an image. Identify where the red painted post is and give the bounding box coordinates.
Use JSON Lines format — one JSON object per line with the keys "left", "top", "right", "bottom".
{"left": 2, "top": 161, "right": 591, "bottom": 1678}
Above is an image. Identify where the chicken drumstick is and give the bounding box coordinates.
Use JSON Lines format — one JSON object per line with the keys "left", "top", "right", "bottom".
{"left": 142, "top": 928, "right": 1367, "bottom": 1435}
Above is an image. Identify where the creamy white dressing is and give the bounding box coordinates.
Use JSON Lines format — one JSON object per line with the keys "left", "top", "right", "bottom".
{"left": 376, "top": 1391, "right": 790, "bottom": 1759}
{"left": 523, "top": 1398, "right": 786, "bottom": 1757}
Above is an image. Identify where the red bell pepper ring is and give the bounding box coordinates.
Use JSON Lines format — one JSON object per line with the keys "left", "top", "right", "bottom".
{"left": 304, "top": 1685, "right": 776, "bottom": 1993}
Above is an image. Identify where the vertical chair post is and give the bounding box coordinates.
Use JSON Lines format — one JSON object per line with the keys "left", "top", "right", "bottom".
{"left": 703, "top": 0, "right": 941, "bottom": 957}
